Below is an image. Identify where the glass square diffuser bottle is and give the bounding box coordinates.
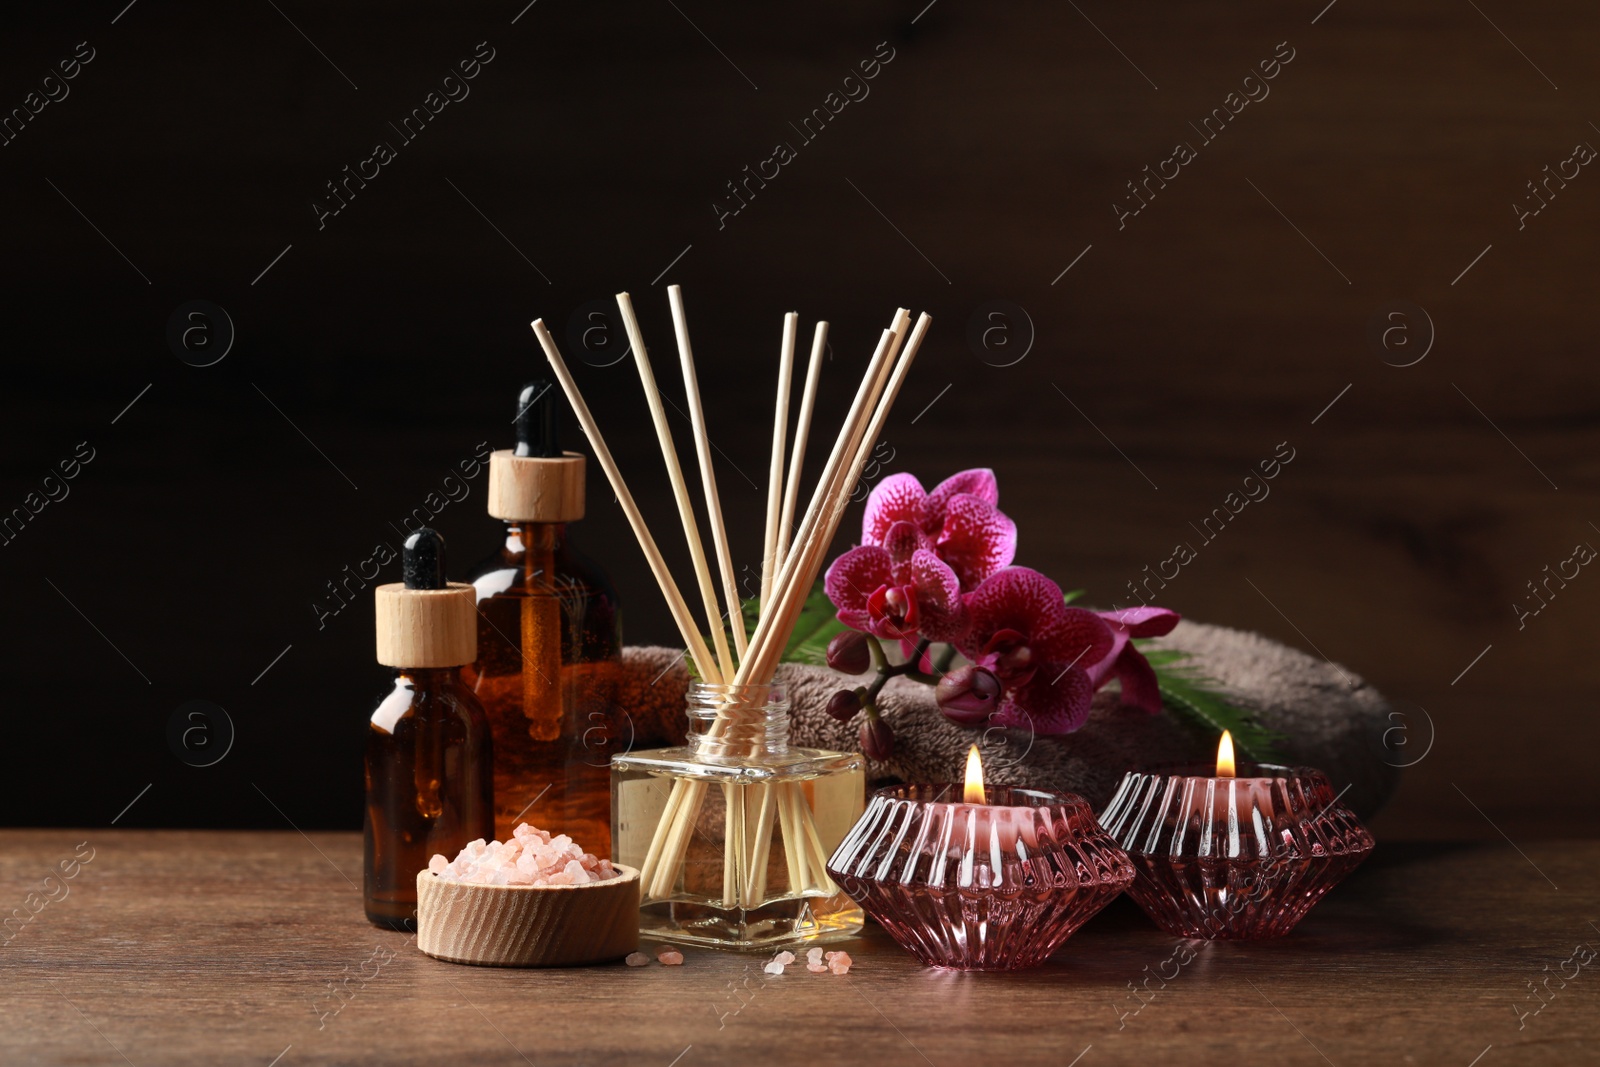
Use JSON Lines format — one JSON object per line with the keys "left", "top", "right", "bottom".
{"left": 611, "top": 682, "right": 865, "bottom": 950}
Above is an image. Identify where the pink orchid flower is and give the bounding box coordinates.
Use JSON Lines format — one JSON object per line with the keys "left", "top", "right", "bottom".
{"left": 825, "top": 521, "right": 969, "bottom": 643}
{"left": 1085, "top": 606, "right": 1182, "bottom": 715}
{"left": 862, "top": 469, "right": 1017, "bottom": 591}
{"left": 956, "top": 567, "right": 1116, "bottom": 735}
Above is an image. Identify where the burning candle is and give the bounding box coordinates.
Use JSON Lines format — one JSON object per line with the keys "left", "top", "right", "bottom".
{"left": 1099, "top": 732, "right": 1374, "bottom": 940}
{"left": 825, "top": 746, "right": 1134, "bottom": 971}
{"left": 950, "top": 744, "right": 1040, "bottom": 861}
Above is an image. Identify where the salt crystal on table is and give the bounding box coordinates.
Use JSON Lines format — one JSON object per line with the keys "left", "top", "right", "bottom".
{"left": 828, "top": 951, "right": 853, "bottom": 975}
{"left": 806, "top": 962, "right": 828, "bottom": 973}
{"left": 625, "top": 952, "right": 652, "bottom": 967}
{"left": 657, "top": 948, "right": 683, "bottom": 966}
{"left": 775, "top": 951, "right": 796, "bottom": 965}
{"left": 763, "top": 959, "right": 785, "bottom": 975}
{"left": 806, "top": 948, "right": 823, "bottom": 963}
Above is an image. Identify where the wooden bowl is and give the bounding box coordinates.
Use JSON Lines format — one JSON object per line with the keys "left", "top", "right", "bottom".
{"left": 415, "top": 864, "right": 640, "bottom": 967}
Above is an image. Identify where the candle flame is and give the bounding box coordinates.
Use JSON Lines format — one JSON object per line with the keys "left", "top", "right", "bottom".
{"left": 1216, "top": 730, "right": 1236, "bottom": 778}
{"left": 963, "top": 744, "right": 986, "bottom": 804}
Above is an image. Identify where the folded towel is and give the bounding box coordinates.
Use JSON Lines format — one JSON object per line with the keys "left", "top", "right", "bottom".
{"left": 616, "top": 619, "right": 1398, "bottom": 820}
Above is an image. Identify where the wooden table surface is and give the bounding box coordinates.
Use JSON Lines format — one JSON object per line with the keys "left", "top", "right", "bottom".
{"left": 4, "top": 831, "right": 1596, "bottom": 1066}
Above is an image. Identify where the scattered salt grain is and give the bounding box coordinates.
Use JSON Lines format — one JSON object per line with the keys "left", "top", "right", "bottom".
{"left": 427, "top": 823, "right": 618, "bottom": 887}
{"left": 657, "top": 948, "right": 684, "bottom": 966}
{"left": 775, "top": 951, "right": 796, "bottom": 965}
{"left": 763, "top": 959, "right": 785, "bottom": 975}
{"left": 625, "top": 952, "right": 652, "bottom": 967}
{"left": 827, "top": 950, "right": 853, "bottom": 975}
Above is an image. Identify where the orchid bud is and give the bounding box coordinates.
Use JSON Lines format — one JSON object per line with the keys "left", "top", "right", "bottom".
{"left": 859, "top": 716, "right": 895, "bottom": 761}
{"left": 825, "top": 689, "right": 862, "bottom": 722}
{"left": 826, "top": 631, "right": 873, "bottom": 675}
{"left": 935, "top": 665, "right": 1002, "bottom": 726}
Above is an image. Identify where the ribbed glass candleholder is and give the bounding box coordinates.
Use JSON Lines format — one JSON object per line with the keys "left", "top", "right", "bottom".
{"left": 826, "top": 784, "right": 1134, "bottom": 970}
{"left": 1098, "top": 763, "right": 1373, "bottom": 939}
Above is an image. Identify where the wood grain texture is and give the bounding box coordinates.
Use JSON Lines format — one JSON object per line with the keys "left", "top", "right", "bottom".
{"left": 2, "top": 830, "right": 1596, "bottom": 1065}
{"left": 486, "top": 450, "right": 587, "bottom": 523}
{"left": 373, "top": 582, "right": 477, "bottom": 668}
{"left": 415, "top": 864, "right": 639, "bottom": 967}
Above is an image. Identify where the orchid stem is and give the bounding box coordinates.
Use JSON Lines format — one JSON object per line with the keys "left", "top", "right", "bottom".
{"left": 861, "top": 637, "right": 936, "bottom": 707}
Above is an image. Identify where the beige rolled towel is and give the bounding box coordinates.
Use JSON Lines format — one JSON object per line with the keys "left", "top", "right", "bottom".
{"left": 617, "top": 619, "right": 1399, "bottom": 820}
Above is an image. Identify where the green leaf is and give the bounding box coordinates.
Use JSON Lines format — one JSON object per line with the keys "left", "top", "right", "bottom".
{"left": 710, "top": 580, "right": 851, "bottom": 667}
{"left": 780, "top": 581, "right": 851, "bottom": 665}
{"left": 1141, "top": 645, "right": 1287, "bottom": 763}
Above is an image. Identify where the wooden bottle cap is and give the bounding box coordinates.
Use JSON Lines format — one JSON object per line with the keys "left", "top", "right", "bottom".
{"left": 486, "top": 450, "right": 586, "bottom": 522}
{"left": 374, "top": 582, "right": 477, "bottom": 667}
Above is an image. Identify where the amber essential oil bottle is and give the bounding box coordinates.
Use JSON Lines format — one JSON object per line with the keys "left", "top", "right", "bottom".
{"left": 465, "top": 382, "right": 623, "bottom": 852}
{"left": 363, "top": 529, "right": 495, "bottom": 929}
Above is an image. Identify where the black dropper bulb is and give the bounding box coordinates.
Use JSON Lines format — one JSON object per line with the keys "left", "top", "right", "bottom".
{"left": 513, "top": 380, "right": 560, "bottom": 458}
{"left": 402, "top": 529, "right": 447, "bottom": 590}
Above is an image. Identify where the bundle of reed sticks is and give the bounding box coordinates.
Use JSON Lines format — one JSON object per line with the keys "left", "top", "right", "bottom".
{"left": 531, "top": 288, "right": 930, "bottom": 909}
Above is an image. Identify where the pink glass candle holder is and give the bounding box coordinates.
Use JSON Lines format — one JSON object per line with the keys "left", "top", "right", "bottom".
{"left": 825, "top": 783, "right": 1135, "bottom": 971}
{"left": 1098, "top": 763, "right": 1374, "bottom": 940}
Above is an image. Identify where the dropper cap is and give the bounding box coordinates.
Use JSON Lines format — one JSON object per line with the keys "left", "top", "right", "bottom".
{"left": 374, "top": 529, "right": 477, "bottom": 668}
{"left": 487, "top": 380, "right": 586, "bottom": 522}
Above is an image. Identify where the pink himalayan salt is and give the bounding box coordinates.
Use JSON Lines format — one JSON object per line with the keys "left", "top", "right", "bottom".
{"left": 805, "top": 947, "right": 828, "bottom": 972}
{"left": 764, "top": 949, "right": 800, "bottom": 975}
{"left": 827, "top": 951, "right": 853, "bottom": 975}
{"left": 428, "top": 823, "right": 618, "bottom": 887}
{"left": 657, "top": 948, "right": 684, "bottom": 966}
{"left": 625, "top": 952, "right": 652, "bottom": 967}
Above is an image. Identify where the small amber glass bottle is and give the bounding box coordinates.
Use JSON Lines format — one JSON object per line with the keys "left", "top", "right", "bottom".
{"left": 465, "top": 382, "right": 623, "bottom": 853}
{"left": 364, "top": 529, "right": 495, "bottom": 930}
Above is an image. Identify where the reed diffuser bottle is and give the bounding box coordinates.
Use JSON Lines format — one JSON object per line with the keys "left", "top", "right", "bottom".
{"left": 529, "top": 288, "right": 932, "bottom": 949}
{"left": 363, "top": 529, "right": 495, "bottom": 929}
{"left": 465, "top": 382, "right": 623, "bottom": 851}
{"left": 611, "top": 682, "right": 864, "bottom": 949}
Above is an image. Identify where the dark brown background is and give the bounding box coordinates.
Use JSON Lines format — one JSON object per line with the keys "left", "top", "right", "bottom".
{"left": 1, "top": 0, "right": 1593, "bottom": 838}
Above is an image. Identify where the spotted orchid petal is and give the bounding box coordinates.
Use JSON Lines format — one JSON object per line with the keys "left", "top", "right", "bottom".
{"left": 908, "top": 549, "right": 968, "bottom": 642}
{"left": 926, "top": 468, "right": 999, "bottom": 518}
{"left": 880, "top": 520, "right": 928, "bottom": 584}
{"left": 824, "top": 545, "right": 892, "bottom": 627}
{"left": 935, "top": 493, "right": 1018, "bottom": 590}
{"left": 862, "top": 473, "right": 927, "bottom": 546}
{"left": 992, "top": 664, "right": 1095, "bottom": 735}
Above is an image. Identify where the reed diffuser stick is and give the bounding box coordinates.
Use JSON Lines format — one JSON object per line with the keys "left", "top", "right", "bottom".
{"left": 667, "top": 284, "right": 746, "bottom": 662}
{"left": 537, "top": 295, "right": 931, "bottom": 917}
{"left": 615, "top": 291, "right": 732, "bottom": 684}
{"left": 747, "top": 313, "right": 929, "bottom": 690}
{"left": 778, "top": 321, "right": 827, "bottom": 556}
{"left": 528, "top": 319, "right": 717, "bottom": 677}
{"left": 735, "top": 322, "right": 900, "bottom": 679}
{"left": 759, "top": 314, "right": 798, "bottom": 613}
{"left": 642, "top": 322, "right": 901, "bottom": 900}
